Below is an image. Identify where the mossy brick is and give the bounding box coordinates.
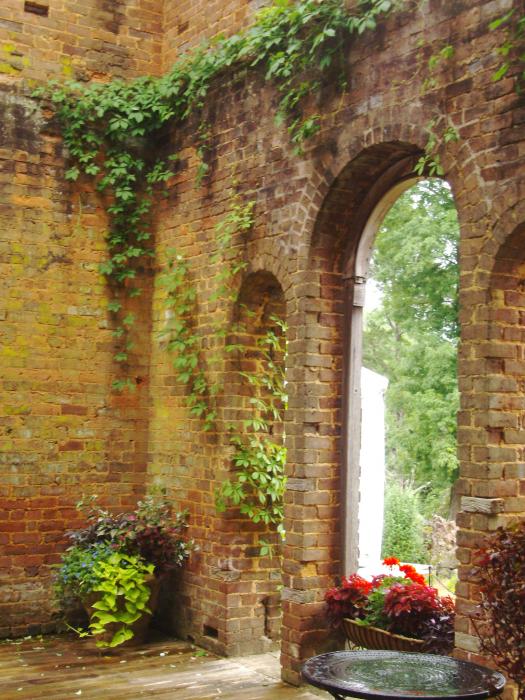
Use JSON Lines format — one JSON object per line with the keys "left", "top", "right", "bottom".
{"left": 1, "top": 0, "right": 525, "bottom": 674}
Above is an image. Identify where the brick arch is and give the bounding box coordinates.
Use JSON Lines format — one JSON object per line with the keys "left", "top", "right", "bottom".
{"left": 284, "top": 131, "right": 427, "bottom": 269}
{"left": 217, "top": 269, "right": 287, "bottom": 652}
{"left": 245, "top": 240, "right": 294, "bottom": 304}
{"left": 281, "top": 140, "right": 441, "bottom": 683}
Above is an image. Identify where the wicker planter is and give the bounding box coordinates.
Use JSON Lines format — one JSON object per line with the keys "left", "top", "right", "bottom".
{"left": 342, "top": 618, "right": 424, "bottom": 652}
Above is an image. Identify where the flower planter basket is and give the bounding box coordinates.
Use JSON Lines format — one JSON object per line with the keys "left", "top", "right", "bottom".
{"left": 343, "top": 618, "right": 424, "bottom": 653}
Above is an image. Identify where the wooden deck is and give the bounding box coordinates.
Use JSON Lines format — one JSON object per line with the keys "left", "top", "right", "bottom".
{"left": 0, "top": 634, "right": 324, "bottom": 699}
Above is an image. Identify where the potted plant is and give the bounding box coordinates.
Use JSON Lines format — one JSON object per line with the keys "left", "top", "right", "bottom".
{"left": 473, "top": 521, "right": 525, "bottom": 700}
{"left": 55, "top": 494, "right": 194, "bottom": 648}
{"left": 325, "top": 557, "right": 455, "bottom": 654}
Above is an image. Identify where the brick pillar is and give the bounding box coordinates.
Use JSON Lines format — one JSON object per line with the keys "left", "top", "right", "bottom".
{"left": 455, "top": 223, "right": 525, "bottom": 671}
{"left": 281, "top": 265, "right": 344, "bottom": 684}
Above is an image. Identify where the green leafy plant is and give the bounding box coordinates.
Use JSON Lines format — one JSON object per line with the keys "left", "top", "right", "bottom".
{"left": 158, "top": 252, "right": 217, "bottom": 431}
{"left": 56, "top": 495, "right": 193, "bottom": 647}
{"left": 157, "top": 196, "right": 256, "bottom": 432}
{"left": 157, "top": 197, "right": 287, "bottom": 538}
{"left": 84, "top": 551, "right": 155, "bottom": 648}
{"left": 55, "top": 542, "right": 115, "bottom": 601}
{"left": 70, "top": 494, "right": 194, "bottom": 573}
{"left": 216, "top": 316, "right": 288, "bottom": 540}
{"left": 414, "top": 119, "right": 459, "bottom": 177}
{"left": 489, "top": 9, "right": 525, "bottom": 91}
{"left": 381, "top": 481, "right": 427, "bottom": 563}
{"left": 421, "top": 44, "right": 454, "bottom": 92}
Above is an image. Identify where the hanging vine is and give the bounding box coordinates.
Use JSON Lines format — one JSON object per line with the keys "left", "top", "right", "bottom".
{"left": 34, "top": 0, "right": 396, "bottom": 388}
{"left": 216, "top": 316, "right": 288, "bottom": 539}
{"left": 158, "top": 198, "right": 288, "bottom": 537}
{"left": 489, "top": 8, "right": 525, "bottom": 92}
{"left": 158, "top": 196, "right": 256, "bottom": 431}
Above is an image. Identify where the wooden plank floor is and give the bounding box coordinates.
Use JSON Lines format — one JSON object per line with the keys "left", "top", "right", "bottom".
{"left": 0, "top": 634, "right": 325, "bottom": 699}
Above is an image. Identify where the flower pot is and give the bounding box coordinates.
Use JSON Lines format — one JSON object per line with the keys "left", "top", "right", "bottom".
{"left": 83, "top": 575, "right": 161, "bottom": 648}
{"left": 342, "top": 618, "right": 424, "bottom": 652}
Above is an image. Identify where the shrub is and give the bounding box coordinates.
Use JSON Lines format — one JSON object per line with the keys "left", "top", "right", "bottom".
{"left": 67, "top": 494, "right": 193, "bottom": 574}
{"left": 473, "top": 521, "right": 525, "bottom": 700}
{"left": 381, "top": 481, "right": 427, "bottom": 563}
{"left": 56, "top": 494, "right": 194, "bottom": 647}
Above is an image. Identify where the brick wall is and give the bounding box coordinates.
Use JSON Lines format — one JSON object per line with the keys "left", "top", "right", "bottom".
{"left": 162, "top": 0, "right": 267, "bottom": 72}
{"left": 1, "top": 0, "right": 524, "bottom": 693}
{"left": 0, "top": 0, "right": 161, "bottom": 636}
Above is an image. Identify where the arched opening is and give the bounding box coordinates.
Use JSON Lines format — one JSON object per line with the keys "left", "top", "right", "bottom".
{"left": 216, "top": 269, "right": 287, "bottom": 650}
{"left": 354, "top": 179, "right": 460, "bottom": 585}
{"left": 306, "top": 147, "right": 426, "bottom": 583}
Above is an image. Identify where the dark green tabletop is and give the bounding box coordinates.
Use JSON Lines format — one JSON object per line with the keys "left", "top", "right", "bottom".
{"left": 301, "top": 651, "right": 505, "bottom": 700}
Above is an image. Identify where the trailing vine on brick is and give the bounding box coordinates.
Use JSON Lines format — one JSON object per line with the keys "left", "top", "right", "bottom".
{"left": 158, "top": 198, "right": 288, "bottom": 537}
{"left": 158, "top": 251, "right": 218, "bottom": 431}
{"left": 158, "top": 197, "right": 256, "bottom": 432}
{"left": 34, "top": 0, "right": 396, "bottom": 388}
{"left": 216, "top": 316, "right": 288, "bottom": 539}
{"left": 415, "top": 118, "right": 459, "bottom": 177}
{"left": 489, "top": 8, "right": 525, "bottom": 92}
{"left": 415, "top": 44, "right": 459, "bottom": 177}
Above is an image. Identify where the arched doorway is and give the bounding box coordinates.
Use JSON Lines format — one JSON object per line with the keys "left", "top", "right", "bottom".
{"left": 348, "top": 178, "right": 460, "bottom": 580}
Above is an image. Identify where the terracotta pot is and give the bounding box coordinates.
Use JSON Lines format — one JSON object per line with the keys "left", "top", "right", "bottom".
{"left": 84, "top": 575, "right": 161, "bottom": 648}
{"left": 342, "top": 618, "right": 424, "bottom": 652}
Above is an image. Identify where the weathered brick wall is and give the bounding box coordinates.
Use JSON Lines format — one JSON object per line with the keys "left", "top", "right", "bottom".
{"left": 1, "top": 0, "right": 524, "bottom": 693}
{"left": 0, "top": 0, "right": 162, "bottom": 82}
{"left": 0, "top": 0, "right": 162, "bottom": 635}
{"left": 162, "top": 0, "right": 266, "bottom": 71}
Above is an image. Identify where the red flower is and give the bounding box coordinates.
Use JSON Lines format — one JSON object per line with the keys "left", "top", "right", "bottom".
{"left": 399, "top": 564, "right": 426, "bottom": 585}
{"left": 383, "top": 556, "right": 400, "bottom": 567}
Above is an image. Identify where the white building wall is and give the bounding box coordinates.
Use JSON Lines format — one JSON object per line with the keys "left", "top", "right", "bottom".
{"left": 358, "top": 367, "right": 388, "bottom": 569}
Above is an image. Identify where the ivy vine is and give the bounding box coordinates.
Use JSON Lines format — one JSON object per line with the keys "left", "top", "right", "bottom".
{"left": 34, "top": 0, "right": 395, "bottom": 388}
{"left": 158, "top": 197, "right": 256, "bottom": 431}
{"left": 216, "top": 316, "right": 288, "bottom": 540}
{"left": 158, "top": 198, "right": 288, "bottom": 539}
{"left": 489, "top": 8, "right": 525, "bottom": 92}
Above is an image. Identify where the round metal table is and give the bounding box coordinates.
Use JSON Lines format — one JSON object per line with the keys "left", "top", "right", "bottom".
{"left": 301, "top": 651, "right": 506, "bottom": 700}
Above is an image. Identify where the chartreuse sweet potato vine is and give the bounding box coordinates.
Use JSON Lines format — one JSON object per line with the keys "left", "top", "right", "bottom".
{"left": 34, "top": 0, "right": 396, "bottom": 389}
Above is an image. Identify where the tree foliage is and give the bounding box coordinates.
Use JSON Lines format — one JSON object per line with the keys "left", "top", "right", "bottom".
{"left": 363, "top": 179, "right": 459, "bottom": 515}
{"left": 381, "top": 481, "right": 427, "bottom": 562}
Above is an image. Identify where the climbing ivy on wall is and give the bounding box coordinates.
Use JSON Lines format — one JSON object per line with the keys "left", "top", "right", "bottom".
{"left": 489, "top": 8, "right": 525, "bottom": 91}
{"left": 158, "top": 199, "right": 288, "bottom": 537}
{"left": 35, "top": 0, "right": 396, "bottom": 386}
{"left": 33, "top": 0, "right": 524, "bottom": 534}
{"left": 158, "top": 197, "right": 256, "bottom": 432}
{"left": 216, "top": 316, "right": 288, "bottom": 538}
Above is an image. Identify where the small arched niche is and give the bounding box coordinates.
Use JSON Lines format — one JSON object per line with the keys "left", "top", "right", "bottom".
{"left": 223, "top": 269, "right": 287, "bottom": 643}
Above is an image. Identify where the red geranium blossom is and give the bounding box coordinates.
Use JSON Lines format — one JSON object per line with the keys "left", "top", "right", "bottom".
{"left": 383, "top": 556, "right": 400, "bottom": 567}
{"left": 399, "top": 563, "right": 426, "bottom": 585}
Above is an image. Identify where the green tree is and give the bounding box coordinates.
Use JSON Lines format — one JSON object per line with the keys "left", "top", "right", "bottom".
{"left": 381, "top": 481, "right": 427, "bottom": 563}
{"left": 363, "top": 179, "right": 460, "bottom": 517}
